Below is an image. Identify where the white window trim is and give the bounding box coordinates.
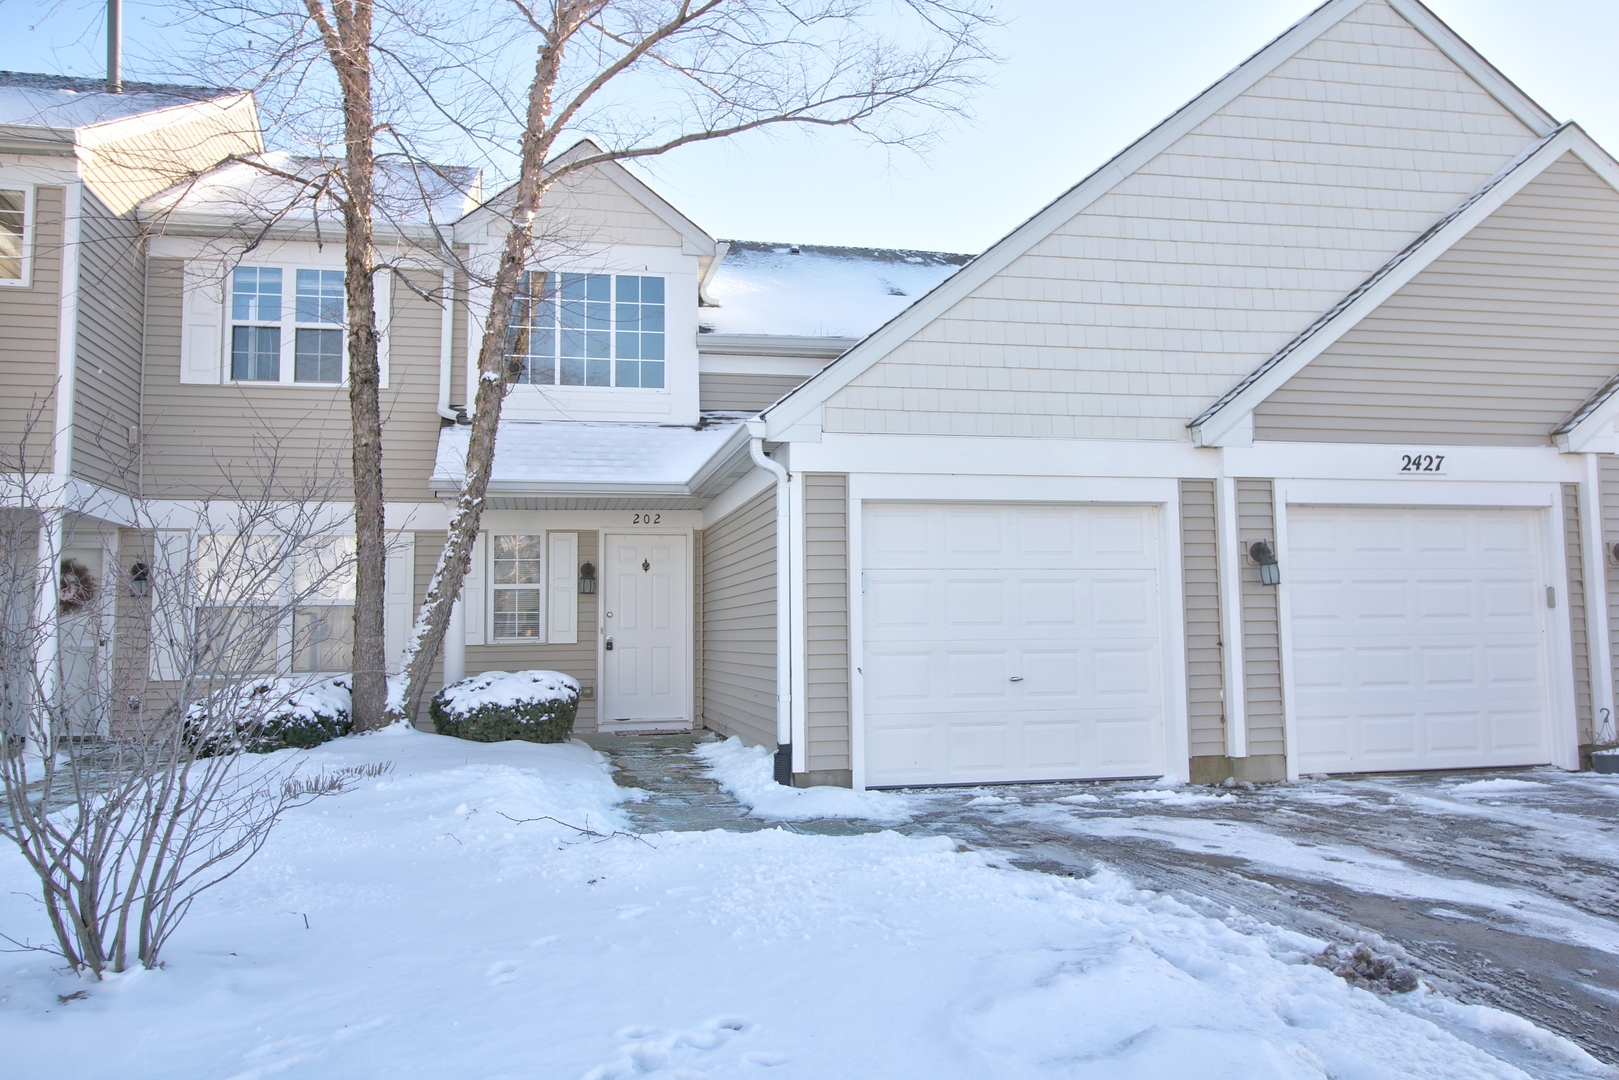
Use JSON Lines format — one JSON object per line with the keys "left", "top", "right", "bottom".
{"left": 0, "top": 182, "right": 34, "bottom": 288}
{"left": 488, "top": 532, "right": 546, "bottom": 644}
{"left": 227, "top": 264, "right": 347, "bottom": 387}
{"left": 504, "top": 269, "right": 669, "bottom": 392}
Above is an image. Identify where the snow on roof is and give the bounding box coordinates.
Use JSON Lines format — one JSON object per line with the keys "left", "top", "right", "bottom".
{"left": 0, "top": 71, "right": 236, "bottom": 131}
{"left": 432, "top": 414, "right": 751, "bottom": 494}
{"left": 140, "top": 152, "right": 481, "bottom": 234}
{"left": 700, "top": 240, "right": 971, "bottom": 339}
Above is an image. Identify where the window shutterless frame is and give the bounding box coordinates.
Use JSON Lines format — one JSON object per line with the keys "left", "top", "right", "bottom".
{"left": 0, "top": 184, "right": 34, "bottom": 287}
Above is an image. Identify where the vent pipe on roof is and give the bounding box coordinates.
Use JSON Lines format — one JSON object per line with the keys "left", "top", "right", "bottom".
{"left": 106, "top": 0, "right": 123, "bottom": 93}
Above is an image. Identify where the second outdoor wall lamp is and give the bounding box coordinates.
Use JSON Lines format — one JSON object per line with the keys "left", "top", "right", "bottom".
{"left": 1248, "top": 540, "right": 1281, "bottom": 587}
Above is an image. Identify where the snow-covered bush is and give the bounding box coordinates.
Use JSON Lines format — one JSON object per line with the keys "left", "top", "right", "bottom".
{"left": 188, "top": 677, "right": 353, "bottom": 756}
{"left": 431, "top": 670, "right": 580, "bottom": 743}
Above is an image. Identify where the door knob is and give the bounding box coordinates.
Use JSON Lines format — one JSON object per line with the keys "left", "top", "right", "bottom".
{"left": 605, "top": 638, "right": 614, "bottom": 651}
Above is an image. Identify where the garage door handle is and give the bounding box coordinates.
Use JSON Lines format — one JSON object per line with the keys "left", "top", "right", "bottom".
{"left": 1009, "top": 676, "right": 1024, "bottom": 682}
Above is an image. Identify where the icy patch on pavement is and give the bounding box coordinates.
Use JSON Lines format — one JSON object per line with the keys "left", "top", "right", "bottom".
{"left": 1116, "top": 788, "right": 1237, "bottom": 807}
{"left": 0, "top": 731, "right": 1591, "bottom": 1079}
{"left": 1413, "top": 991, "right": 1617, "bottom": 1076}
{"left": 693, "top": 736, "right": 915, "bottom": 822}
{"left": 1450, "top": 778, "right": 1548, "bottom": 796}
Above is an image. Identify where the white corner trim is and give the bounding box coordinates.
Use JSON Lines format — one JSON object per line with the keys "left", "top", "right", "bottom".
{"left": 1385, "top": 0, "right": 1558, "bottom": 136}
{"left": 760, "top": 0, "right": 1371, "bottom": 438}
{"left": 1193, "top": 127, "right": 1587, "bottom": 447}
{"left": 52, "top": 181, "right": 84, "bottom": 478}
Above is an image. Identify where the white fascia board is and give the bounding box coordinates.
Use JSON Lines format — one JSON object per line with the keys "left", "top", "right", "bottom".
{"left": 1385, "top": 0, "right": 1558, "bottom": 136}
{"left": 759, "top": 0, "right": 1370, "bottom": 439}
{"left": 1191, "top": 127, "right": 1582, "bottom": 447}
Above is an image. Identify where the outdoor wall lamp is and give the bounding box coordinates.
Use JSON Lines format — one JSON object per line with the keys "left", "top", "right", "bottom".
{"left": 1248, "top": 540, "right": 1281, "bottom": 587}
{"left": 579, "top": 561, "right": 597, "bottom": 595}
{"left": 128, "top": 560, "right": 150, "bottom": 599}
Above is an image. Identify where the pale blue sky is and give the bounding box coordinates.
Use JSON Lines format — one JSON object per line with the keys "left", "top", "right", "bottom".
{"left": 3, "top": 0, "right": 1615, "bottom": 253}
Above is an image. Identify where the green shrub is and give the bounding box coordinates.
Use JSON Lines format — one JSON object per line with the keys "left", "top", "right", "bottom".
{"left": 189, "top": 677, "right": 353, "bottom": 756}
{"left": 431, "top": 670, "right": 580, "bottom": 744}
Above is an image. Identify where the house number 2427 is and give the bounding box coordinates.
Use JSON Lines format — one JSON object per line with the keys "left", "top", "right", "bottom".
{"left": 632, "top": 513, "right": 662, "bottom": 524}
{"left": 1399, "top": 453, "right": 1445, "bottom": 474}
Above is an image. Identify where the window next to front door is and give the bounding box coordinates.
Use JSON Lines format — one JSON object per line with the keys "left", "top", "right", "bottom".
{"left": 491, "top": 534, "right": 543, "bottom": 641}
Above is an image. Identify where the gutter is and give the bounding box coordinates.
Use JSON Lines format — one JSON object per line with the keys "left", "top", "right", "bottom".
{"left": 436, "top": 262, "right": 461, "bottom": 422}
{"left": 747, "top": 421, "right": 793, "bottom": 784}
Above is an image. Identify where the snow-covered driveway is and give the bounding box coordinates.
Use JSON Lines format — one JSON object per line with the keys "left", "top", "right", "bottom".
{"left": 2, "top": 729, "right": 1614, "bottom": 1079}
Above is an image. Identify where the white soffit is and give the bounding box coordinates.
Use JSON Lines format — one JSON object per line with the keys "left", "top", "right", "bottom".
{"left": 760, "top": 0, "right": 1557, "bottom": 440}
{"left": 1192, "top": 125, "right": 1619, "bottom": 447}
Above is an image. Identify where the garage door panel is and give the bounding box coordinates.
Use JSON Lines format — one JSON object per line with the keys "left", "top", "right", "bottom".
{"left": 862, "top": 502, "right": 1164, "bottom": 786}
{"left": 1288, "top": 505, "right": 1552, "bottom": 773}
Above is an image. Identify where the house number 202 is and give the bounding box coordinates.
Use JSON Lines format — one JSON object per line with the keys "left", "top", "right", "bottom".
{"left": 1399, "top": 453, "right": 1445, "bottom": 474}
{"left": 632, "top": 513, "right": 662, "bottom": 524}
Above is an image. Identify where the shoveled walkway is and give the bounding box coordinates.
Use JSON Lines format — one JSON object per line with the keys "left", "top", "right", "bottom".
{"left": 584, "top": 731, "right": 1619, "bottom": 1071}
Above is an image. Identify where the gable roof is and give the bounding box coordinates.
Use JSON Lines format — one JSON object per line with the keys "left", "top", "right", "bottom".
{"left": 452, "top": 138, "right": 716, "bottom": 257}
{"left": 758, "top": 0, "right": 1559, "bottom": 440}
{"left": 1185, "top": 123, "right": 1619, "bottom": 446}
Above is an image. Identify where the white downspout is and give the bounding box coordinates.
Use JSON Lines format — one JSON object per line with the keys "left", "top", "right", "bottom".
{"left": 436, "top": 263, "right": 460, "bottom": 422}
{"left": 748, "top": 427, "right": 792, "bottom": 783}
{"left": 1583, "top": 453, "right": 1615, "bottom": 745}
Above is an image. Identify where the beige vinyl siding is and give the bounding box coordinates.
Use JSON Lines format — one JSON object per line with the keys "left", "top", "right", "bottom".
{"left": 700, "top": 488, "right": 777, "bottom": 748}
{"left": 141, "top": 260, "right": 443, "bottom": 500}
{"left": 1256, "top": 156, "right": 1619, "bottom": 445}
{"left": 1, "top": 185, "right": 63, "bottom": 472}
{"left": 803, "top": 474, "right": 850, "bottom": 774}
{"left": 1179, "top": 479, "right": 1225, "bottom": 759}
{"left": 70, "top": 191, "right": 144, "bottom": 492}
{"left": 1236, "top": 479, "right": 1284, "bottom": 757}
{"left": 411, "top": 530, "right": 601, "bottom": 731}
{"left": 1563, "top": 483, "right": 1594, "bottom": 743}
{"left": 81, "top": 95, "right": 262, "bottom": 214}
{"left": 822, "top": 0, "right": 1538, "bottom": 441}
{"left": 699, "top": 372, "right": 808, "bottom": 413}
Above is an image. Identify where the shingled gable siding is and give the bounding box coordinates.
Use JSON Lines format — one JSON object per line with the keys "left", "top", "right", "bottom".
{"left": 698, "top": 372, "right": 810, "bottom": 413}
{"left": 1564, "top": 484, "right": 1594, "bottom": 744}
{"left": 1256, "top": 156, "right": 1619, "bottom": 444}
{"left": 409, "top": 530, "right": 601, "bottom": 732}
{"left": 821, "top": 0, "right": 1539, "bottom": 442}
{"left": 0, "top": 185, "right": 64, "bottom": 472}
{"left": 141, "top": 260, "right": 441, "bottom": 499}
{"left": 70, "top": 191, "right": 144, "bottom": 493}
{"left": 701, "top": 488, "right": 777, "bottom": 748}
{"left": 1179, "top": 480, "right": 1226, "bottom": 774}
{"left": 803, "top": 473, "right": 851, "bottom": 784}
{"left": 1237, "top": 479, "right": 1285, "bottom": 777}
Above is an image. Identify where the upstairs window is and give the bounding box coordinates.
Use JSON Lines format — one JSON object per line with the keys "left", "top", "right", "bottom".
{"left": 507, "top": 271, "right": 665, "bottom": 389}
{"left": 230, "top": 265, "right": 346, "bottom": 384}
{"left": 0, "top": 188, "right": 27, "bottom": 283}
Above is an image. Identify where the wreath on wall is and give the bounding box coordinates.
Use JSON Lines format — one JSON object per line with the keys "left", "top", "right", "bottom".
{"left": 59, "top": 559, "right": 97, "bottom": 614}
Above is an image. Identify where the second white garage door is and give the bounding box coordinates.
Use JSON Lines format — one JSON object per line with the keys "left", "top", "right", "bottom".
{"left": 862, "top": 503, "right": 1165, "bottom": 787}
{"left": 1287, "top": 505, "right": 1555, "bottom": 774}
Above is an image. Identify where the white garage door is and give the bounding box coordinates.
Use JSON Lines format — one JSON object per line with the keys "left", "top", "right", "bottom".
{"left": 1287, "top": 506, "right": 1554, "bottom": 774}
{"left": 862, "top": 503, "right": 1164, "bottom": 787}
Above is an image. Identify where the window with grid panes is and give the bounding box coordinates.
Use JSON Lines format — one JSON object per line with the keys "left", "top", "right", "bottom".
{"left": 506, "top": 271, "right": 664, "bottom": 388}
{"left": 229, "top": 266, "right": 346, "bottom": 383}
{"left": 0, "top": 188, "right": 27, "bottom": 282}
{"left": 491, "top": 535, "right": 543, "bottom": 640}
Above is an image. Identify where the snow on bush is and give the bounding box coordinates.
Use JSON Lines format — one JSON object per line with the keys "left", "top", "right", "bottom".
{"left": 432, "top": 670, "right": 580, "bottom": 744}
{"left": 694, "top": 736, "right": 915, "bottom": 822}
{"left": 187, "top": 676, "right": 353, "bottom": 755}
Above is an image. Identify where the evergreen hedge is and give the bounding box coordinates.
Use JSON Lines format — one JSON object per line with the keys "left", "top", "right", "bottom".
{"left": 431, "top": 670, "right": 580, "bottom": 744}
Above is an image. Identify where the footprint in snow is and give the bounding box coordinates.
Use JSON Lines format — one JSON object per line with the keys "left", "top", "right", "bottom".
{"left": 616, "top": 905, "right": 653, "bottom": 920}
{"left": 486, "top": 961, "right": 520, "bottom": 985}
{"left": 584, "top": 1017, "right": 756, "bottom": 1080}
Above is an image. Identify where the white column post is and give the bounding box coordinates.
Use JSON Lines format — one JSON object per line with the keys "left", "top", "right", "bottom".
{"left": 1583, "top": 454, "right": 1615, "bottom": 743}
{"left": 33, "top": 511, "right": 64, "bottom": 748}
{"left": 443, "top": 595, "right": 466, "bottom": 686}
{"left": 1215, "top": 471, "right": 1249, "bottom": 760}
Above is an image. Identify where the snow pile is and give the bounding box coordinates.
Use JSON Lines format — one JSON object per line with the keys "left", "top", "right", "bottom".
{"left": 0, "top": 731, "right": 1597, "bottom": 1079}
{"left": 1116, "top": 787, "right": 1236, "bottom": 807}
{"left": 693, "top": 736, "right": 915, "bottom": 822}
{"left": 1450, "top": 778, "right": 1547, "bottom": 796}
{"left": 437, "top": 669, "right": 579, "bottom": 712}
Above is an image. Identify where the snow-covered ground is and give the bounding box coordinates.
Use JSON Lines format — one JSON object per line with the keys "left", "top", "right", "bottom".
{"left": 0, "top": 732, "right": 1608, "bottom": 1079}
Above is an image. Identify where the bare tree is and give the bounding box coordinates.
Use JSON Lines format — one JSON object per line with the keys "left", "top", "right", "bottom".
{"left": 390, "top": 0, "right": 995, "bottom": 721}
{"left": 0, "top": 426, "right": 377, "bottom": 977}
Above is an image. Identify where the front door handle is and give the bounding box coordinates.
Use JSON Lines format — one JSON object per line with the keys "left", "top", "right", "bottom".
{"left": 605, "top": 638, "right": 614, "bottom": 651}
{"left": 1009, "top": 676, "right": 1024, "bottom": 682}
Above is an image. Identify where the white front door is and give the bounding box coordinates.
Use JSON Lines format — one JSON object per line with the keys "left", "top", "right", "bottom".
{"left": 60, "top": 546, "right": 108, "bottom": 738}
{"left": 1287, "top": 505, "right": 1554, "bottom": 774}
{"left": 862, "top": 503, "right": 1165, "bottom": 787}
{"left": 602, "top": 533, "right": 689, "bottom": 725}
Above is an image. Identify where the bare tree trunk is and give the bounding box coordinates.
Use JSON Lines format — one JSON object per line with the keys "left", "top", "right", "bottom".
{"left": 306, "top": 0, "right": 388, "bottom": 730}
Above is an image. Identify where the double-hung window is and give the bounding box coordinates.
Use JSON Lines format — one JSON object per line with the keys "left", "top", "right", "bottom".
{"left": 507, "top": 272, "right": 665, "bottom": 389}
{"left": 292, "top": 536, "right": 355, "bottom": 673}
{"left": 190, "top": 533, "right": 356, "bottom": 675}
{"left": 491, "top": 534, "right": 543, "bottom": 640}
{"left": 0, "top": 187, "right": 28, "bottom": 284}
{"left": 230, "top": 266, "right": 346, "bottom": 384}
